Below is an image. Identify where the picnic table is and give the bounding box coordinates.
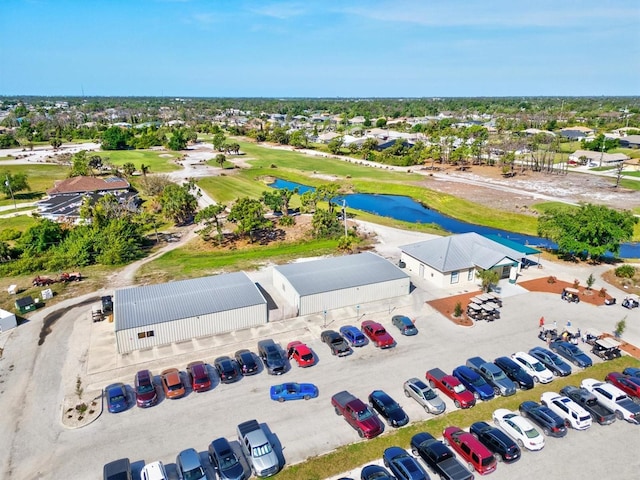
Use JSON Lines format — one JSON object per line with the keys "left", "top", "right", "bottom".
{"left": 477, "top": 293, "right": 493, "bottom": 302}
{"left": 467, "top": 303, "right": 482, "bottom": 312}
{"left": 483, "top": 301, "right": 500, "bottom": 311}
{"left": 469, "top": 296, "right": 483, "bottom": 305}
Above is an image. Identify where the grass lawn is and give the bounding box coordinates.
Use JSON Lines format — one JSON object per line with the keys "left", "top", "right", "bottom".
{"left": 95, "top": 149, "right": 181, "bottom": 173}
{"left": 273, "top": 355, "right": 640, "bottom": 480}
{"left": 135, "top": 237, "right": 340, "bottom": 284}
{"left": 618, "top": 178, "right": 640, "bottom": 191}
{"left": 0, "top": 164, "right": 69, "bottom": 207}
{"left": 0, "top": 213, "right": 38, "bottom": 233}
{"left": 622, "top": 171, "right": 640, "bottom": 178}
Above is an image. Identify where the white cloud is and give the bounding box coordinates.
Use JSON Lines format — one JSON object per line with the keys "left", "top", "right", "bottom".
{"left": 249, "top": 2, "right": 309, "bottom": 20}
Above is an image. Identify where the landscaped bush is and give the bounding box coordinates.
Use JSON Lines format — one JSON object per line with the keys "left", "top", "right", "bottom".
{"left": 615, "top": 264, "right": 636, "bottom": 279}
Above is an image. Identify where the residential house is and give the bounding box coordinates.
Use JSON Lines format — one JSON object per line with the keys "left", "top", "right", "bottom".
{"left": 568, "top": 149, "right": 628, "bottom": 166}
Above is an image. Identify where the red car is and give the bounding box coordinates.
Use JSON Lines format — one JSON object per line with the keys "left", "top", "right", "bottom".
{"left": 186, "top": 361, "right": 212, "bottom": 392}
{"left": 286, "top": 341, "right": 316, "bottom": 367}
{"left": 443, "top": 426, "right": 497, "bottom": 475}
{"left": 606, "top": 372, "right": 640, "bottom": 400}
{"left": 361, "top": 320, "right": 395, "bottom": 348}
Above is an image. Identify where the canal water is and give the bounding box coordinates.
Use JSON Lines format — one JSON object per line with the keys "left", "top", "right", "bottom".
{"left": 270, "top": 179, "right": 640, "bottom": 259}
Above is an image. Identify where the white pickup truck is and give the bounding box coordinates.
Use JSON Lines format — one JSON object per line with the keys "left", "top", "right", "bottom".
{"left": 581, "top": 378, "right": 640, "bottom": 424}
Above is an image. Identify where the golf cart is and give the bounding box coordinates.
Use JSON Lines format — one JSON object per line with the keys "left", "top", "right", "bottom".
{"left": 622, "top": 296, "right": 639, "bottom": 309}
{"left": 591, "top": 337, "right": 622, "bottom": 360}
{"left": 538, "top": 326, "right": 559, "bottom": 343}
{"left": 561, "top": 287, "right": 580, "bottom": 303}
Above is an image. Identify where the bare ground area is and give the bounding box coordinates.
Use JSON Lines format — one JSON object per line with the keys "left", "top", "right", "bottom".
{"left": 419, "top": 165, "right": 638, "bottom": 214}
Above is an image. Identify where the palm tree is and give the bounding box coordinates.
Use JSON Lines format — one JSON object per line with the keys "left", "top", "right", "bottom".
{"left": 140, "top": 164, "right": 149, "bottom": 177}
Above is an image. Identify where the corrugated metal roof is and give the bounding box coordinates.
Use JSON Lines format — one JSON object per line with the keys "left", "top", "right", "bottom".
{"left": 400, "top": 233, "right": 523, "bottom": 272}
{"left": 114, "top": 272, "right": 267, "bottom": 331}
{"left": 273, "top": 252, "right": 408, "bottom": 296}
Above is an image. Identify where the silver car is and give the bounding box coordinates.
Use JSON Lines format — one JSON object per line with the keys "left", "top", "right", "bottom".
{"left": 176, "top": 448, "right": 206, "bottom": 480}
{"left": 403, "top": 377, "right": 446, "bottom": 414}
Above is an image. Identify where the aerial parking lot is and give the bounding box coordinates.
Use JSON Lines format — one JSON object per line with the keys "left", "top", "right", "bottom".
{"left": 1, "top": 241, "right": 639, "bottom": 479}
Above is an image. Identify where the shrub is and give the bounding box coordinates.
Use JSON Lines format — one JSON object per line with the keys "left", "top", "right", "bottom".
{"left": 279, "top": 215, "right": 296, "bottom": 227}
{"left": 586, "top": 273, "right": 595, "bottom": 290}
{"left": 547, "top": 276, "right": 557, "bottom": 284}
{"left": 599, "top": 287, "right": 607, "bottom": 298}
{"left": 614, "top": 317, "right": 627, "bottom": 338}
{"left": 0, "top": 228, "right": 21, "bottom": 241}
{"left": 615, "top": 264, "right": 636, "bottom": 279}
{"left": 453, "top": 302, "right": 463, "bottom": 317}
{"left": 573, "top": 279, "right": 580, "bottom": 289}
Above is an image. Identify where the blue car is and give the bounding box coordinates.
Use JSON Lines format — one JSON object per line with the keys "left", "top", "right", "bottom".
{"left": 340, "top": 325, "right": 368, "bottom": 347}
{"left": 519, "top": 400, "right": 567, "bottom": 438}
{"left": 361, "top": 464, "right": 394, "bottom": 480}
{"left": 270, "top": 382, "right": 319, "bottom": 402}
{"left": 623, "top": 367, "right": 640, "bottom": 378}
{"left": 529, "top": 346, "right": 572, "bottom": 376}
{"left": 549, "top": 341, "right": 593, "bottom": 368}
{"left": 383, "top": 446, "right": 429, "bottom": 480}
{"left": 391, "top": 315, "right": 418, "bottom": 336}
{"left": 453, "top": 365, "right": 495, "bottom": 401}
{"left": 105, "top": 383, "right": 129, "bottom": 413}
{"left": 494, "top": 356, "right": 535, "bottom": 390}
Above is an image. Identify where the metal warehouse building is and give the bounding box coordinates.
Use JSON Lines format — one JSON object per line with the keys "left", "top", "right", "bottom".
{"left": 114, "top": 272, "right": 268, "bottom": 354}
{"left": 272, "top": 252, "right": 410, "bottom": 316}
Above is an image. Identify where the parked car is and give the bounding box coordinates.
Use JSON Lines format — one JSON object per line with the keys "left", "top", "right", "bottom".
{"left": 452, "top": 365, "right": 495, "bottom": 401}
{"left": 332, "top": 391, "right": 384, "bottom": 439}
{"left": 134, "top": 369, "right": 158, "bottom": 408}
{"left": 623, "top": 367, "right": 640, "bottom": 378}
{"left": 391, "top": 315, "right": 418, "bottom": 336}
{"left": 286, "top": 341, "right": 316, "bottom": 367}
{"left": 258, "top": 339, "right": 288, "bottom": 374}
{"left": 466, "top": 356, "right": 516, "bottom": 396}
{"left": 208, "top": 436, "right": 247, "bottom": 480}
{"left": 104, "top": 458, "right": 132, "bottom": 480}
{"left": 270, "top": 382, "right": 319, "bottom": 402}
{"left": 518, "top": 400, "right": 567, "bottom": 437}
{"left": 383, "top": 446, "right": 430, "bottom": 480}
{"left": 549, "top": 341, "right": 593, "bottom": 368}
{"left": 443, "top": 426, "right": 497, "bottom": 475}
{"left": 368, "top": 390, "right": 409, "bottom": 427}
{"left": 235, "top": 349, "right": 259, "bottom": 376}
{"left": 237, "top": 419, "right": 281, "bottom": 477}
{"left": 176, "top": 448, "right": 206, "bottom": 480}
{"left": 426, "top": 368, "right": 476, "bottom": 409}
{"left": 105, "top": 383, "right": 128, "bottom": 413}
{"left": 511, "top": 352, "right": 554, "bottom": 384}
{"left": 360, "top": 465, "right": 394, "bottom": 480}
{"left": 340, "top": 325, "right": 368, "bottom": 347}
{"left": 403, "top": 377, "right": 446, "bottom": 415}
{"left": 410, "top": 431, "right": 473, "bottom": 480}
{"left": 494, "top": 356, "right": 534, "bottom": 390}
{"left": 320, "top": 330, "right": 352, "bottom": 357}
{"left": 528, "top": 346, "right": 572, "bottom": 376}
{"left": 186, "top": 361, "right": 212, "bottom": 392}
{"left": 492, "top": 409, "right": 545, "bottom": 451}
{"left": 215, "top": 356, "right": 242, "bottom": 383}
{"left": 361, "top": 320, "right": 395, "bottom": 348}
{"left": 140, "top": 461, "right": 168, "bottom": 480}
{"left": 582, "top": 378, "right": 640, "bottom": 424}
{"left": 605, "top": 372, "right": 640, "bottom": 400}
{"left": 540, "top": 392, "right": 592, "bottom": 430}
{"left": 161, "top": 368, "right": 186, "bottom": 399}
{"left": 559, "top": 385, "right": 616, "bottom": 425}
{"left": 469, "top": 421, "right": 521, "bottom": 463}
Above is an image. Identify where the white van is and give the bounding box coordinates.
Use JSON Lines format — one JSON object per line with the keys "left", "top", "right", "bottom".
{"left": 511, "top": 352, "right": 554, "bottom": 384}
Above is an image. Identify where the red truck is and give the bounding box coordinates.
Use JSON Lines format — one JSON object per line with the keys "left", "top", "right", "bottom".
{"left": 426, "top": 368, "right": 476, "bottom": 409}
{"left": 331, "top": 390, "right": 384, "bottom": 439}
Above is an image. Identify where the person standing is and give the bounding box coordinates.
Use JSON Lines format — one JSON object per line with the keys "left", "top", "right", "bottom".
{"left": 539, "top": 316, "right": 545, "bottom": 330}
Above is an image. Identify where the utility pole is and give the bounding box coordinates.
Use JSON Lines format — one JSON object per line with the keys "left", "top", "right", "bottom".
{"left": 599, "top": 136, "right": 605, "bottom": 168}
{"left": 5, "top": 174, "right": 16, "bottom": 210}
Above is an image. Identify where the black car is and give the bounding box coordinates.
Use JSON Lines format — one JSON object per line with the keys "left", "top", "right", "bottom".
{"left": 549, "top": 341, "right": 593, "bottom": 368}
{"left": 103, "top": 458, "right": 132, "bottom": 480}
{"left": 410, "top": 432, "right": 473, "bottom": 480}
{"left": 257, "top": 339, "right": 287, "bottom": 375}
{"left": 494, "top": 356, "right": 535, "bottom": 390}
{"left": 214, "top": 356, "right": 241, "bottom": 383}
{"left": 360, "top": 465, "right": 394, "bottom": 480}
{"left": 234, "top": 349, "right": 259, "bottom": 376}
{"left": 519, "top": 400, "right": 568, "bottom": 437}
{"left": 529, "top": 346, "right": 572, "bottom": 377}
{"left": 320, "top": 330, "right": 352, "bottom": 357}
{"left": 469, "top": 421, "right": 521, "bottom": 463}
{"left": 368, "top": 390, "right": 409, "bottom": 428}
{"left": 208, "top": 437, "right": 246, "bottom": 480}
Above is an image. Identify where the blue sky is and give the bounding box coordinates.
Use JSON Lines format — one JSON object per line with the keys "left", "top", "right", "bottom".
{"left": 1, "top": 0, "right": 638, "bottom": 97}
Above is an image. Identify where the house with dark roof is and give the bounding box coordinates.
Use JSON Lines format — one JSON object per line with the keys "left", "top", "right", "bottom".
{"left": 38, "top": 176, "right": 138, "bottom": 223}
{"left": 619, "top": 135, "right": 640, "bottom": 149}
{"left": 399, "top": 233, "right": 527, "bottom": 289}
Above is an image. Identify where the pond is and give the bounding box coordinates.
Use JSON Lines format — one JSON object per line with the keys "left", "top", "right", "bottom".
{"left": 270, "top": 179, "right": 640, "bottom": 259}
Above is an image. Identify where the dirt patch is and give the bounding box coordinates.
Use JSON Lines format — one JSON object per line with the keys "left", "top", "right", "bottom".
{"left": 61, "top": 390, "right": 103, "bottom": 429}
{"left": 427, "top": 293, "right": 478, "bottom": 327}
{"left": 38, "top": 296, "right": 99, "bottom": 346}
{"left": 601, "top": 267, "right": 640, "bottom": 296}
{"left": 518, "top": 277, "right": 614, "bottom": 306}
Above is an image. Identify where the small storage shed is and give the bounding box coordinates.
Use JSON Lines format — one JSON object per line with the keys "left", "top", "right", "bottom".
{"left": 0, "top": 308, "right": 18, "bottom": 332}
{"left": 272, "top": 252, "right": 410, "bottom": 316}
{"left": 114, "top": 272, "right": 268, "bottom": 354}
{"left": 15, "top": 296, "right": 36, "bottom": 314}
